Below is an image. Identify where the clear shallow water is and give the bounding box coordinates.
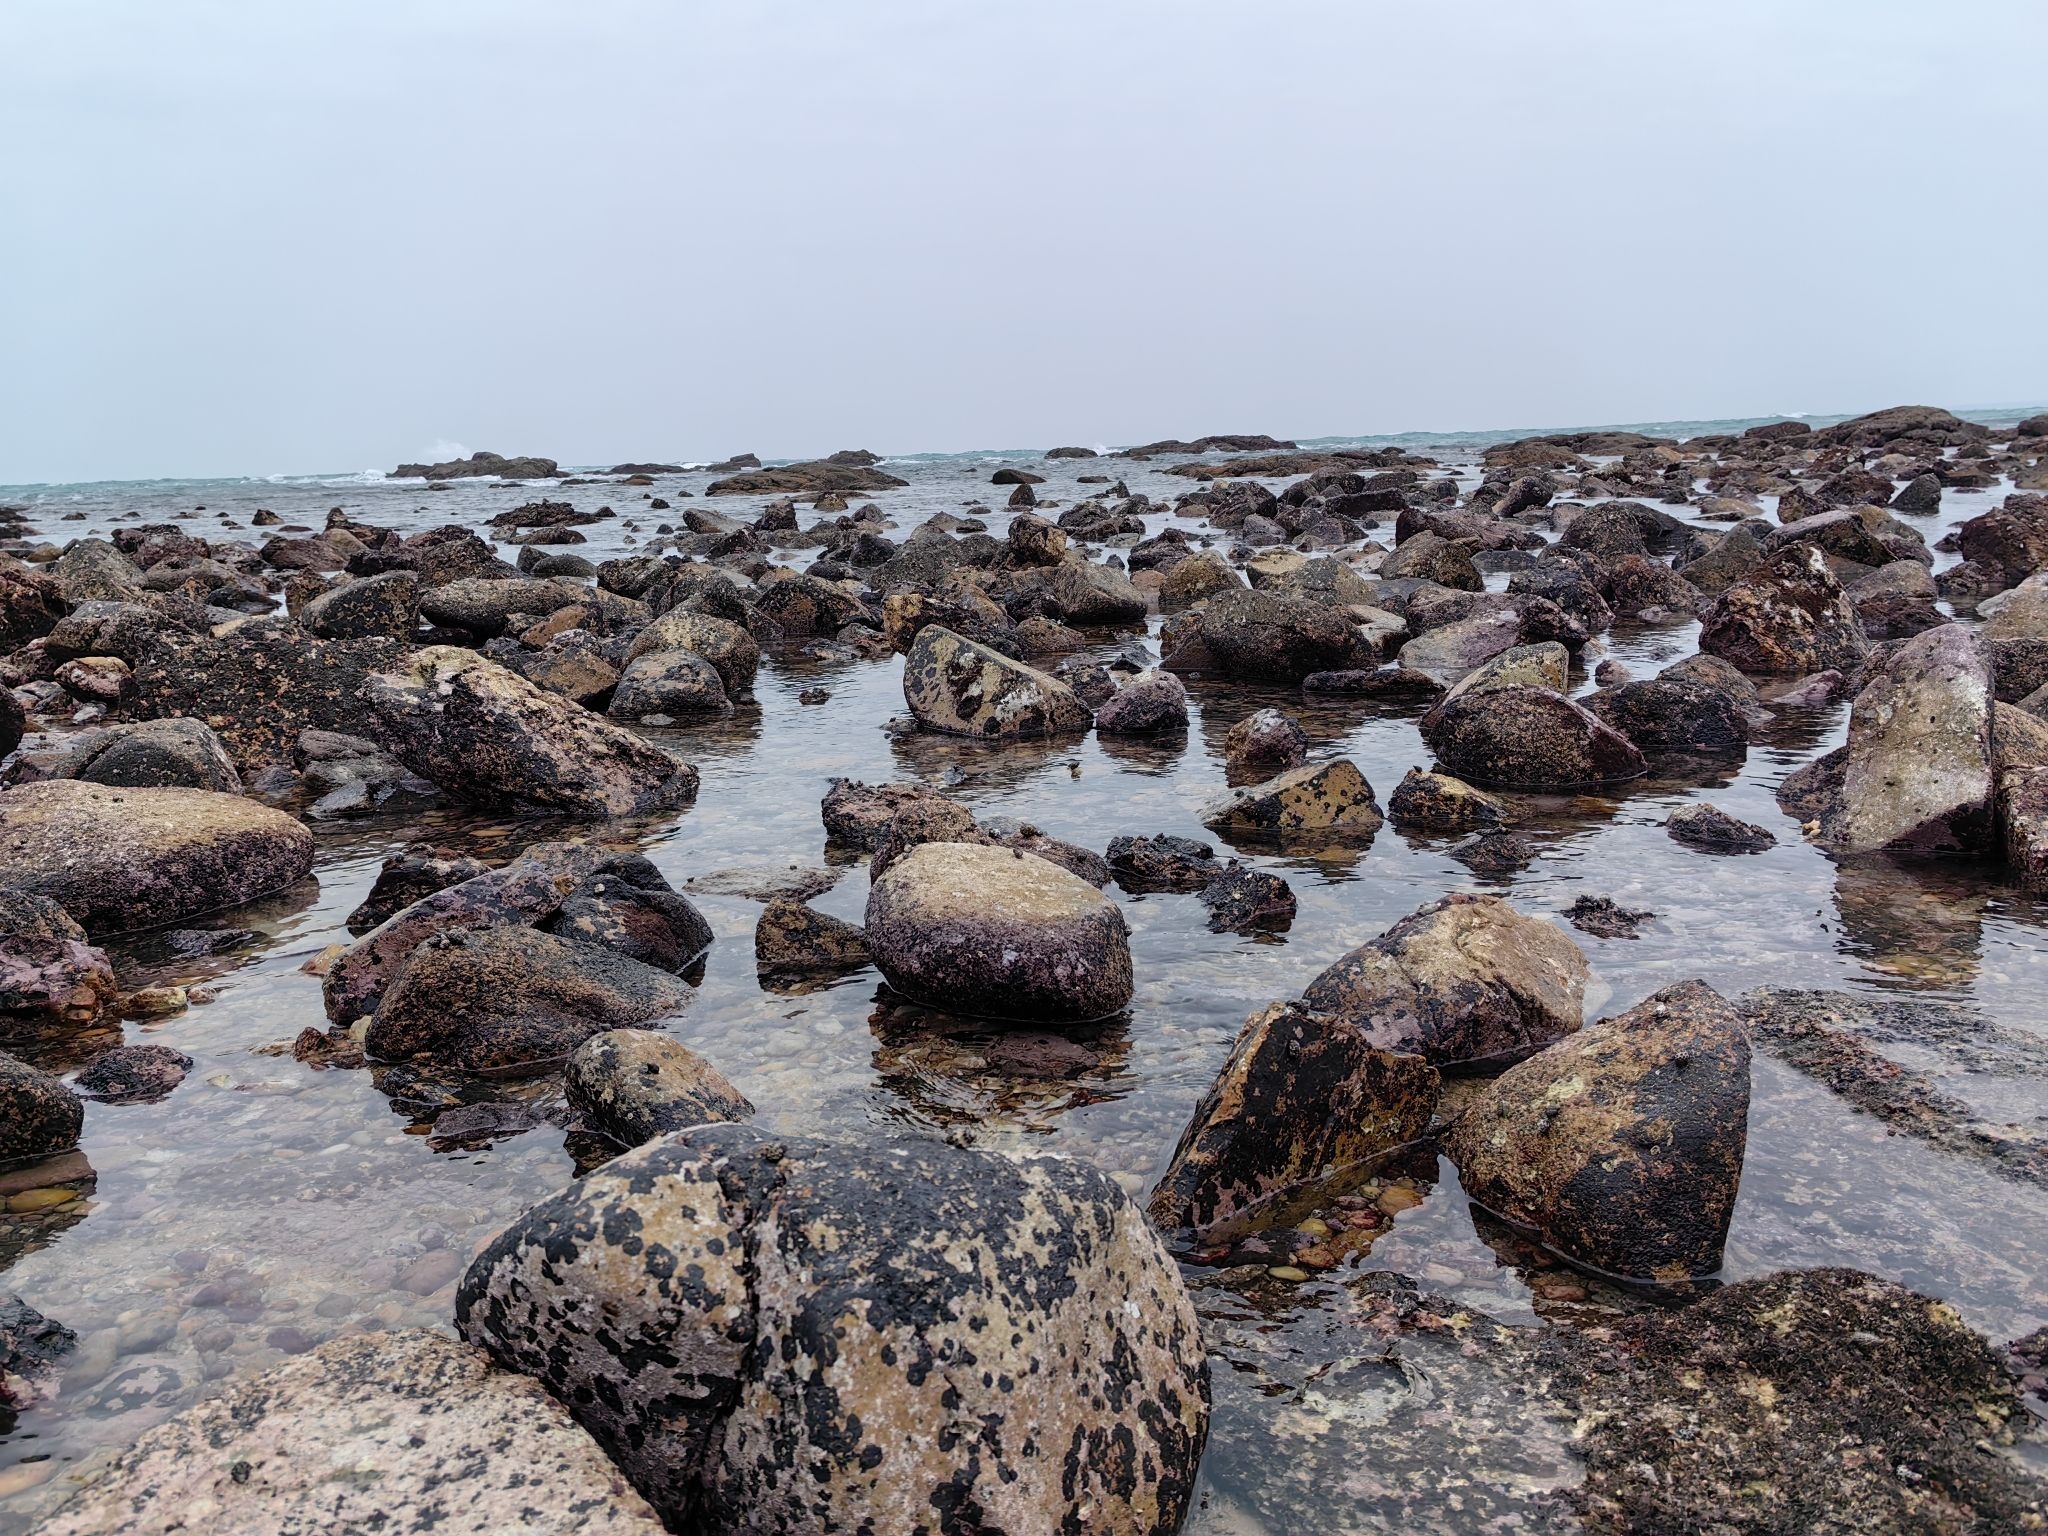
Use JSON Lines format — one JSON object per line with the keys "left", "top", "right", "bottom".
{"left": 3, "top": 426, "right": 2047, "bottom": 1529}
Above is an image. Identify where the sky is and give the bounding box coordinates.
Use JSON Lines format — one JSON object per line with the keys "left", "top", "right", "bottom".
{"left": 3, "top": 0, "right": 2045, "bottom": 484}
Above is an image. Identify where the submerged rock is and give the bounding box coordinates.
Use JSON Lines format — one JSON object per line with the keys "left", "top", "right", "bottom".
{"left": 71, "top": 1044, "right": 192, "bottom": 1104}
{"left": 901, "top": 624, "right": 1091, "bottom": 739}
{"left": 1300, "top": 892, "right": 1588, "bottom": 1070}
{"left": 1148, "top": 1000, "right": 1440, "bottom": 1237}
{"left": 1446, "top": 979, "right": 1750, "bottom": 1281}
{"left": 865, "top": 841, "right": 1133, "bottom": 1021}
{"left": 1548, "top": 1267, "right": 2045, "bottom": 1534}
{"left": 1222, "top": 707, "right": 1308, "bottom": 773}
{"left": 1105, "top": 833, "right": 1222, "bottom": 893}
{"left": 1199, "top": 758, "right": 1383, "bottom": 838}
{"left": 564, "top": 1028, "right": 753, "bottom": 1147}
{"left": 1564, "top": 894, "right": 1653, "bottom": 939}
{"left": 1666, "top": 802, "right": 1778, "bottom": 854}
{"left": 0, "top": 780, "right": 313, "bottom": 934}
{"left": 366, "top": 646, "right": 698, "bottom": 816}
{"left": 365, "top": 926, "right": 696, "bottom": 1074}
{"left": 0, "top": 1051, "right": 84, "bottom": 1163}
{"left": 456, "top": 1123, "right": 1208, "bottom": 1535}
{"left": 37, "top": 1329, "right": 664, "bottom": 1536}
{"left": 0, "top": 890, "right": 118, "bottom": 1027}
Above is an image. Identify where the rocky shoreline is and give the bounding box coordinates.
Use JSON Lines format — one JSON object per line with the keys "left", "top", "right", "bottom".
{"left": 3, "top": 407, "right": 2048, "bottom": 1531}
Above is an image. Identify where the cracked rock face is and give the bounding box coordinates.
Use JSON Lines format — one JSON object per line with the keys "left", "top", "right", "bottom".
{"left": 1446, "top": 978, "right": 1751, "bottom": 1282}
{"left": 1149, "top": 1001, "right": 1440, "bottom": 1238}
{"left": 365, "top": 645, "right": 699, "bottom": 816}
{"left": 866, "top": 841, "right": 1134, "bottom": 1022}
{"left": 37, "top": 1329, "right": 664, "bottom": 1536}
{"left": 901, "top": 624, "right": 1092, "bottom": 739}
{"left": 456, "top": 1124, "right": 1210, "bottom": 1536}
{"left": 1301, "top": 892, "right": 1588, "bottom": 1070}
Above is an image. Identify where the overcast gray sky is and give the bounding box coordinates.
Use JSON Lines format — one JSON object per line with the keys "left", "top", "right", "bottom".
{"left": 4, "top": 0, "right": 2044, "bottom": 484}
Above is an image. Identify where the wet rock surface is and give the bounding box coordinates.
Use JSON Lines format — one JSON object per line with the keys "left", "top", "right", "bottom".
{"left": 1447, "top": 979, "right": 1752, "bottom": 1280}
{"left": 456, "top": 1123, "right": 1209, "bottom": 1534}
{"left": 37, "top": 1328, "right": 665, "bottom": 1535}
{"left": 865, "top": 840, "right": 1133, "bottom": 1021}
{"left": 562, "top": 1028, "right": 753, "bottom": 1147}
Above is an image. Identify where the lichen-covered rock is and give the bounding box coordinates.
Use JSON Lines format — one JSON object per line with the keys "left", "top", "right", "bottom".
{"left": 1584, "top": 672, "right": 1751, "bottom": 754}
{"left": 0, "top": 780, "right": 312, "bottom": 934}
{"left": 1094, "top": 668, "right": 1189, "bottom": 734}
{"left": 1149, "top": 1001, "right": 1439, "bottom": 1237}
{"left": 36, "top": 1329, "right": 664, "bottom": 1536}
{"left": 71, "top": 1043, "right": 192, "bottom": 1104}
{"left": 1043, "top": 557, "right": 1148, "bottom": 626}
{"left": 1158, "top": 548, "right": 1240, "bottom": 607}
{"left": 1199, "top": 758, "right": 1383, "bottom": 838}
{"left": 901, "top": 625, "right": 1091, "bottom": 738}
{"left": 607, "top": 648, "right": 731, "bottom": 719}
{"left": 0, "top": 890, "right": 118, "bottom": 1027}
{"left": 0, "top": 1293, "right": 75, "bottom": 1422}
{"left": 865, "top": 841, "right": 1133, "bottom": 1021}
{"left": 1197, "top": 863, "right": 1297, "bottom": 934}
{"left": 1699, "top": 541, "right": 1871, "bottom": 675}
{"left": 3, "top": 716, "right": 243, "bottom": 793}
{"left": 0, "top": 1051, "right": 84, "bottom": 1163}
{"left": 301, "top": 568, "right": 419, "bottom": 640}
{"left": 1105, "top": 833, "right": 1221, "bottom": 893}
{"left": 564, "top": 1028, "right": 752, "bottom": 1146}
{"left": 1446, "top": 979, "right": 1750, "bottom": 1281}
{"left": 819, "top": 777, "right": 973, "bottom": 851}
{"left": 1422, "top": 684, "right": 1647, "bottom": 790}
{"left": 622, "top": 608, "right": 759, "bottom": 699}
{"left": 1817, "top": 622, "right": 1995, "bottom": 856}
{"left": 753, "top": 897, "right": 870, "bottom": 978}
{"left": 1222, "top": 707, "right": 1308, "bottom": 773}
{"left": 417, "top": 574, "right": 590, "bottom": 637}
{"left": 456, "top": 1123, "right": 1209, "bottom": 1536}
{"left": 1547, "top": 1267, "right": 2047, "bottom": 1534}
{"left": 1386, "top": 766, "right": 1508, "bottom": 832}
{"left": 1394, "top": 609, "right": 1526, "bottom": 689}
{"left": 344, "top": 844, "right": 492, "bottom": 936}
{"left": 365, "top": 646, "right": 698, "bottom": 816}
{"left": 0, "top": 555, "right": 64, "bottom": 651}
{"left": 365, "top": 925, "right": 696, "bottom": 1074}
{"left": 2001, "top": 764, "right": 2048, "bottom": 890}
{"left": 1667, "top": 802, "right": 1777, "bottom": 854}
{"left": 1301, "top": 892, "right": 1588, "bottom": 1070}
{"left": 1178, "top": 588, "right": 1365, "bottom": 682}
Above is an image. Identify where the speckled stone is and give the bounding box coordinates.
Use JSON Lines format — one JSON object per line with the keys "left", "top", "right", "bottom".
{"left": 456, "top": 1124, "right": 1209, "bottom": 1535}
{"left": 564, "top": 1028, "right": 753, "bottom": 1147}
{"left": 0, "top": 780, "right": 313, "bottom": 935}
{"left": 1446, "top": 979, "right": 1752, "bottom": 1282}
{"left": 1198, "top": 758, "right": 1384, "bottom": 838}
{"left": 865, "top": 841, "right": 1133, "bottom": 1021}
{"left": 36, "top": 1329, "right": 664, "bottom": 1535}
{"left": 901, "top": 625, "right": 1091, "bottom": 739}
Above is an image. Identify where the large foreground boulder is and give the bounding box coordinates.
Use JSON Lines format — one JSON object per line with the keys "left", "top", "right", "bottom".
{"left": 1148, "top": 1001, "right": 1440, "bottom": 1238}
{"left": 365, "top": 646, "right": 698, "bottom": 816}
{"left": 456, "top": 1124, "right": 1208, "bottom": 1535}
{"left": 37, "top": 1329, "right": 664, "bottom": 1536}
{"left": 865, "top": 841, "right": 1133, "bottom": 1020}
{"left": 0, "top": 780, "right": 312, "bottom": 934}
{"left": 3, "top": 717, "right": 241, "bottom": 793}
{"left": 365, "top": 925, "right": 696, "bottom": 1073}
{"left": 1446, "top": 979, "right": 1751, "bottom": 1281}
{"left": 901, "top": 625, "right": 1091, "bottom": 738}
{"left": 1300, "top": 893, "right": 1588, "bottom": 1069}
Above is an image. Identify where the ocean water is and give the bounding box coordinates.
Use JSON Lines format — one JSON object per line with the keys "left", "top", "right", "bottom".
{"left": 1, "top": 411, "right": 2045, "bottom": 1529}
